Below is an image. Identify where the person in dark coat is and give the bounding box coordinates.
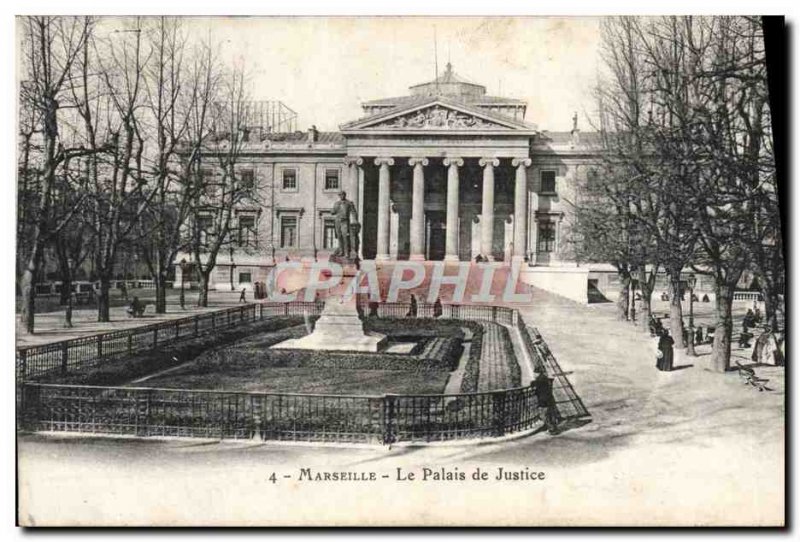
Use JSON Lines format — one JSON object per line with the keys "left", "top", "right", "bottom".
{"left": 533, "top": 371, "right": 560, "bottom": 435}
{"left": 407, "top": 294, "right": 418, "bottom": 318}
{"left": 433, "top": 296, "right": 443, "bottom": 318}
{"left": 648, "top": 315, "right": 665, "bottom": 337}
{"left": 655, "top": 330, "right": 674, "bottom": 371}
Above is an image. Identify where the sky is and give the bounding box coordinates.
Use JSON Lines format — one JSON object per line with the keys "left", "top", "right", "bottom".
{"left": 181, "top": 16, "right": 604, "bottom": 133}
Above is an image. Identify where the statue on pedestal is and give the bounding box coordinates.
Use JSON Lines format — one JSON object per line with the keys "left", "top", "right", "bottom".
{"left": 331, "top": 190, "right": 359, "bottom": 264}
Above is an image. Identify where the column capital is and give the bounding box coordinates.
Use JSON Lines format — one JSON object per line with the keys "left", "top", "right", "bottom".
{"left": 344, "top": 156, "right": 364, "bottom": 167}
{"left": 479, "top": 157, "right": 500, "bottom": 168}
{"left": 443, "top": 157, "right": 464, "bottom": 167}
{"left": 512, "top": 157, "right": 532, "bottom": 168}
{"left": 408, "top": 157, "right": 429, "bottom": 167}
{"left": 374, "top": 157, "right": 395, "bottom": 167}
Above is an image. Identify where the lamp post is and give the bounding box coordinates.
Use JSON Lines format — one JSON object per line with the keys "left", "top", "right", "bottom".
{"left": 179, "top": 258, "right": 187, "bottom": 310}
{"left": 687, "top": 274, "right": 697, "bottom": 356}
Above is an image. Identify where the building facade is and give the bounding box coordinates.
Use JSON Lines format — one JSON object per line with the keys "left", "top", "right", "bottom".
{"left": 178, "top": 64, "right": 606, "bottom": 302}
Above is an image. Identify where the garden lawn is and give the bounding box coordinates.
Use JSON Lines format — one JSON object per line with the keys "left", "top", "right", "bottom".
{"left": 135, "top": 365, "right": 450, "bottom": 395}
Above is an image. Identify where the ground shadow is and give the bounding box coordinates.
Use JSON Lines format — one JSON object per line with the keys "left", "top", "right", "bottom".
{"left": 670, "top": 364, "right": 694, "bottom": 371}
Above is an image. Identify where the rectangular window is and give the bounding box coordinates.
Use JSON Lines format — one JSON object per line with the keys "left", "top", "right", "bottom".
{"left": 196, "top": 214, "right": 214, "bottom": 246}
{"left": 537, "top": 221, "right": 556, "bottom": 253}
{"left": 238, "top": 215, "right": 257, "bottom": 247}
{"left": 238, "top": 272, "right": 252, "bottom": 284}
{"left": 324, "top": 169, "right": 340, "bottom": 191}
{"left": 196, "top": 215, "right": 213, "bottom": 232}
{"left": 323, "top": 218, "right": 336, "bottom": 249}
{"left": 281, "top": 216, "right": 298, "bottom": 248}
{"left": 540, "top": 170, "right": 557, "bottom": 194}
{"left": 282, "top": 169, "right": 297, "bottom": 190}
{"left": 240, "top": 169, "right": 255, "bottom": 190}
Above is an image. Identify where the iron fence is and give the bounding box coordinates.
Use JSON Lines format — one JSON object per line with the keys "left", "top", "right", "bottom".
{"left": 17, "top": 304, "right": 262, "bottom": 381}
{"left": 16, "top": 303, "right": 592, "bottom": 444}
{"left": 19, "top": 382, "right": 541, "bottom": 444}
{"left": 16, "top": 301, "right": 517, "bottom": 382}
{"left": 520, "top": 323, "right": 591, "bottom": 421}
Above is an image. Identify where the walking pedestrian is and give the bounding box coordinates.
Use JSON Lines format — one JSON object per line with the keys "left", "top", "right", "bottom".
{"left": 533, "top": 371, "right": 561, "bottom": 435}
{"left": 655, "top": 329, "right": 675, "bottom": 372}
{"left": 407, "top": 294, "right": 418, "bottom": 318}
{"left": 239, "top": 287, "right": 247, "bottom": 303}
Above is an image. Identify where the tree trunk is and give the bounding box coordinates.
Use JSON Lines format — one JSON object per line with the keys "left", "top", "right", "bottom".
{"left": 61, "top": 276, "right": 74, "bottom": 328}
{"left": 637, "top": 268, "right": 653, "bottom": 333}
{"left": 19, "top": 266, "right": 37, "bottom": 334}
{"left": 60, "top": 277, "right": 72, "bottom": 305}
{"left": 96, "top": 276, "right": 111, "bottom": 322}
{"left": 64, "top": 293, "right": 73, "bottom": 328}
{"left": 667, "top": 272, "right": 685, "bottom": 349}
{"left": 711, "top": 281, "right": 735, "bottom": 372}
{"left": 154, "top": 270, "right": 168, "bottom": 314}
{"left": 197, "top": 271, "right": 211, "bottom": 307}
{"left": 761, "top": 283, "right": 782, "bottom": 331}
{"left": 616, "top": 270, "right": 630, "bottom": 321}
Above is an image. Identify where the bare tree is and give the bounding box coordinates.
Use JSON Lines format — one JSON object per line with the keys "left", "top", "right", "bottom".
{"left": 17, "top": 16, "right": 96, "bottom": 333}
{"left": 688, "top": 16, "right": 774, "bottom": 371}
{"left": 190, "top": 65, "right": 252, "bottom": 307}
{"left": 136, "top": 17, "right": 203, "bottom": 314}
{"left": 85, "top": 18, "right": 158, "bottom": 322}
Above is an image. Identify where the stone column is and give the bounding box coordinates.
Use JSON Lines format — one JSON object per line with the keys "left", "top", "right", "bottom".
{"left": 512, "top": 158, "right": 532, "bottom": 262}
{"left": 374, "top": 157, "right": 394, "bottom": 261}
{"left": 344, "top": 156, "right": 363, "bottom": 208}
{"left": 443, "top": 157, "right": 463, "bottom": 261}
{"left": 357, "top": 166, "right": 365, "bottom": 259}
{"left": 479, "top": 158, "right": 499, "bottom": 260}
{"left": 408, "top": 157, "right": 428, "bottom": 260}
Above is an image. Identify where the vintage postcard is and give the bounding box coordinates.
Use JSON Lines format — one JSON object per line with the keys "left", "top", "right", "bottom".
{"left": 14, "top": 14, "right": 786, "bottom": 527}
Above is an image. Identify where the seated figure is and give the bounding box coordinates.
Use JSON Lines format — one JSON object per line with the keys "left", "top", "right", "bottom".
{"left": 126, "top": 296, "right": 146, "bottom": 318}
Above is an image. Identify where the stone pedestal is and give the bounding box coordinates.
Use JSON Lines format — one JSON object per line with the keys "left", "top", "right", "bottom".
{"left": 271, "top": 265, "right": 387, "bottom": 352}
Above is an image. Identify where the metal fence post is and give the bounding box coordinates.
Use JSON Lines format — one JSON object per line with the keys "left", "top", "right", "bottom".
{"left": 19, "top": 349, "right": 27, "bottom": 380}
{"left": 61, "top": 343, "right": 69, "bottom": 375}
{"left": 194, "top": 315, "right": 199, "bottom": 336}
{"left": 97, "top": 335, "right": 103, "bottom": 359}
{"left": 492, "top": 391, "right": 507, "bottom": 437}
{"left": 383, "top": 394, "right": 396, "bottom": 446}
{"left": 127, "top": 334, "right": 133, "bottom": 355}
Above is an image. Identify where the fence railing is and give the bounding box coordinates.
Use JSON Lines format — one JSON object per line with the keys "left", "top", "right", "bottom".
{"left": 17, "top": 301, "right": 518, "bottom": 382}
{"left": 519, "top": 322, "right": 591, "bottom": 421}
{"left": 732, "top": 291, "right": 764, "bottom": 302}
{"left": 17, "top": 304, "right": 263, "bottom": 381}
{"left": 16, "top": 302, "right": 593, "bottom": 444}
{"left": 19, "top": 382, "right": 541, "bottom": 444}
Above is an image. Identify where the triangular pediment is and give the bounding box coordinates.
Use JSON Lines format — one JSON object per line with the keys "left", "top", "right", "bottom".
{"left": 341, "top": 99, "right": 535, "bottom": 132}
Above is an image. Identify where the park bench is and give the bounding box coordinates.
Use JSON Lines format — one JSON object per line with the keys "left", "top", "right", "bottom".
{"left": 735, "top": 361, "right": 769, "bottom": 392}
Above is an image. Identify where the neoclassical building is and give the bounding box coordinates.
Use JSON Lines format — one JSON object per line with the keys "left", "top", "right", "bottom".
{"left": 179, "top": 64, "right": 607, "bottom": 302}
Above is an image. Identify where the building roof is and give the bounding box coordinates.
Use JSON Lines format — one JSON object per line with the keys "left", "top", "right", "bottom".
{"left": 341, "top": 95, "right": 536, "bottom": 132}
{"left": 362, "top": 94, "right": 527, "bottom": 108}
{"left": 410, "top": 63, "right": 482, "bottom": 88}
{"left": 263, "top": 131, "right": 345, "bottom": 145}
{"left": 533, "top": 130, "right": 604, "bottom": 151}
